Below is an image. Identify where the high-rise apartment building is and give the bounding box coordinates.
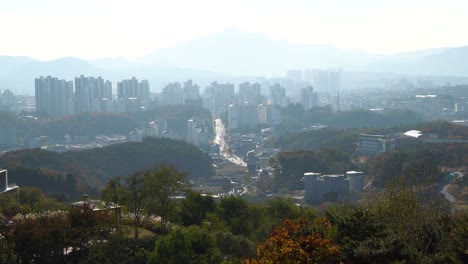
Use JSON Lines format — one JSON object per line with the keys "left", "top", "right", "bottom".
{"left": 117, "top": 77, "right": 150, "bottom": 112}
{"left": 183, "top": 80, "right": 200, "bottom": 102}
{"left": 0, "top": 89, "right": 15, "bottom": 112}
{"left": 301, "top": 86, "right": 319, "bottom": 110}
{"left": 162, "top": 82, "right": 183, "bottom": 105}
{"left": 228, "top": 103, "right": 259, "bottom": 130}
{"left": 269, "top": 83, "right": 287, "bottom": 107}
{"left": 75, "top": 75, "right": 112, "bottom": 113}
{"left": 238, "top": 82, "right": 262, "bottom": 105}
{"left": 257, "top": 104, "right": 281, "bottom": 126}
{"left": 117, "top": 77, "right": 150, "bottom": 102}
{"left": 35, "top": 76, "right": 74, "bottom": 117}
{"left": 312, "top": 69, "right": 341, "bottom": 92}
{"left": 186, "top": 117, "right": 209, "bottom": 149}
{"left": 203, "top": 81, "right": 235, "bottom": 116}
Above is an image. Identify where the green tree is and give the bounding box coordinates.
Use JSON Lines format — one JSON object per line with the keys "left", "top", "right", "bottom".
{"left": 327, "top": 206, "right": 411, "bottom": 263}
{"left": 179, "top": 190, "right": 216, "bottom": 226}
{"left": 363, "top": 177, "right": 462, "bottom": 263}
{"left": 148, "top": 226, "right": 222, "bottom": 264}
{"left": 144, "top": 164, "right": 188, "bottom": 229}
{"left": 125, "top": 171, "right": 146, "bottom": 239}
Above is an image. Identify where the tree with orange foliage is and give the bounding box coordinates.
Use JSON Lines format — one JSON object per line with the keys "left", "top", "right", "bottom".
{"left": 244, "top": 218, "right": 341, "bottom": 264}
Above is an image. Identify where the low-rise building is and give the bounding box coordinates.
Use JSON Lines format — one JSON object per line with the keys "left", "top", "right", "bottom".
{"left": 304, "top": 170, "right": 365, "bottom": 203}
{"left": 359, "top": 134, "right": 395, "bottom": 156}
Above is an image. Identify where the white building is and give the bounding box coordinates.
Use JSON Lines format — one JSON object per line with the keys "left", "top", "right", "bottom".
{"left": 228, "top": 103, "right": 259, "bottom": 130}
{"left": 257, "top": 104, "right": 281, "bottom": 126}
{"left": 187, "top": 117, "right": 210, "bottom": 149}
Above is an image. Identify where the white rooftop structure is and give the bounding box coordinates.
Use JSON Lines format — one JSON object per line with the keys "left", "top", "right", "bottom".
{"left": 404, "top": 130, "right": 423, "bottom": 138}
{"left": 0, "top": 169, "right": 19, "bottom": 194}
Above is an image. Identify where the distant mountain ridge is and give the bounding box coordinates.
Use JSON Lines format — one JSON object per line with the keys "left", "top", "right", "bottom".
{"left": 360, "top": 46, "right": 468, "bottom": 76}
{"left": 137, "top": 29, "right": 384, "bottom": 75}
{"left": 0, "top": 29, "right": 467, "bottom": 94}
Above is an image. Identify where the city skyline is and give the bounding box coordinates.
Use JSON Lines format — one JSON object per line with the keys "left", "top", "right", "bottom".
{"left": 1, "top": 0, "right": 468, "bottom": 60}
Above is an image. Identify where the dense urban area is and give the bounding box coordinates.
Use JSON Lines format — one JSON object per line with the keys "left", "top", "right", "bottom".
{"left": 1, "top": 1, "right": 468, "bottom": 262}
{"left": 0, "top": 67, "right": 466, "bottom": 263}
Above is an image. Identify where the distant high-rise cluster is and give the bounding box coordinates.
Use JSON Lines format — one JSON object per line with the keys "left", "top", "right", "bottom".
{"left": 238, "top": 82, "right": 261, "bottom": 105}
{"left": 159, "top": 80, "right": 202, "bottom": 107}
{"left": 203, "top": 81, "right": 235, "bottom": 116}
{"left": 35, "top": 76, "right": 74, "bottom": 117}
{"left": 228, "top": 102, "right": 280, "bottom": 130}
{"left": 269, "top": 83, "right": 287, "bottom": 107}
{"left": 312, "top": 69, "right": 341, "bottom": 92}
{"left": 117, "top": 77, "right": 150, "bottom": 101}
{"left": 34, "top": 75, "right": 151, "bottom": 117}
{"left": 286, "top": 69, "right": 341, "bottom": 93}
{"left": 182, "top": 80, "right": 201, "bottom": 106}
{"left": 162, "top": 82, "right": 183, "bottom": 105}
{"left": 75, "top": 75, "right": 112, "bottom": 113}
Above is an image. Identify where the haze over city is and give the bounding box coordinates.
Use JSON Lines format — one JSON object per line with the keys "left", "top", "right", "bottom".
{"left": 2, "top": 0, "right": 468, "bottom": 60}
{"left": 0, "top": 1, "right": 467, "bottom": 263}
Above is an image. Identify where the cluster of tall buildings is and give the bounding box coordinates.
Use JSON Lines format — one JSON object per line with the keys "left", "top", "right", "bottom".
{"left": 203, "top": 81, "right": 236, "bottom": 116}
{"left": 35, "top": 75, "right": 150, "bottom": 117}
{"left": 75, "top": 75, "right": 112, "bottom": 113}
{"left": 161, "top": 80, "right": 201, "bottom": 107}
{"left": 34, "top": 76, "right": 320, "bottom": 128}
{"left": 228, "top": 103, "right": 281, "bottom": 130}
{"left": 286, "top": 69, "right": 341, "bottom": 92}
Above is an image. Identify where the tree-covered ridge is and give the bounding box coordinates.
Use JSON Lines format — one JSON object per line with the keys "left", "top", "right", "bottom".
{"left": 130, "top": 105, "right": 213, "bottom": 137}
{"left": 33, "top": 112, "right": 140, "bottom": 140}
{"left": 3, "top": 105, "right": 212, "bottom": 141}
{"left": 265, "top": 127, "right": 360, "bottom": 154}
{"left": 270, "top": 149, "right": 356, "bottom": 188}
{"left": 266, "top": 121, "right": 468, "bottom": 154}
{"left": 278, "top": 104, "right": 423, "bottom": 131}
{"left": 370, "top": 143, "right": 468, "bottom": 187}
{"left": 1, "top": 174, "right": 467, "bottom": 263}
{"left": 0, "top": 137, "right": 214, "bottom": 195}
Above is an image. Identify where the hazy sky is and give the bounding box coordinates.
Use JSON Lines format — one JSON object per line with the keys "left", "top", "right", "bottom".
{"left": 1, "top": 0, "right": 467, "bottom": 60}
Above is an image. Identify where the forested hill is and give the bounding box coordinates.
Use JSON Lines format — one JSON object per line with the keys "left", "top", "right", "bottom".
{"left": 33, "top": 112, "right": 140, "bottom": 140}
{"left": 266, "top": 121, "right": 468, "bottom": 154}
{"left": 0, "top": 137, "right": 214, "bottom": 195}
